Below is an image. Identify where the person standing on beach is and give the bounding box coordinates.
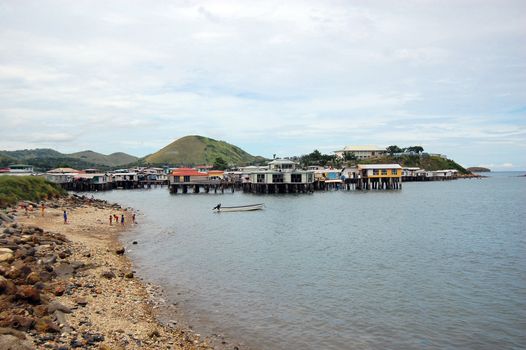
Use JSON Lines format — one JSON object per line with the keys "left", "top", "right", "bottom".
{"left": 109, "top": 214, "right": 113, "bottom": 226}
{"left": 121, "top": 214, "right": 124, "bottom": 226}
{"left": 63, "top": 210, "right": 68, "bottom": 224}
{"left": 132, "top": 213, "right": 136, "bottom": 224}
{"left": 41, "top": 203, "right": 45, "bottom": 217}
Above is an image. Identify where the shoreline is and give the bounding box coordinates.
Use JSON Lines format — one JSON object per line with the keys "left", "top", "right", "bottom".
{"left": 1, "top": 196, "right": 212, "bottom": 349}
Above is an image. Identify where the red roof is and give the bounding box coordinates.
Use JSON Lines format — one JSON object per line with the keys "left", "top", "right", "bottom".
{"left": 171, "top": 168, "right": 208, "bottom": 176}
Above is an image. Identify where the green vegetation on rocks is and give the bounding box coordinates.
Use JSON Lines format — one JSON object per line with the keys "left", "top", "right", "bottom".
{"left": 0, "top": 176, "right": 66, "bottom": 208}
{"left": 359, "top": 155, "right": 470, "bottom": 174}
{"left": 143, "top": 135, "right": 266, "bottom": 166}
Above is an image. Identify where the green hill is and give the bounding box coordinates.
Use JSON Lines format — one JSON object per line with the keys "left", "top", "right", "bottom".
{"left": 0, "top": 148, "right": 64, "bottom": 160}
{"left": 144, "top": 135, "right": 265, "bottom": 166}
{"left": 0, "top": 148, "right": 138, "bottom": 171}
{"left": 67, "top": 151, "right": 138, "bottom": 167}
{"left": 0, "top": 153, "right": 15, "bottom": 167}
{"left": 359, "top": 155, "right": 470, "bottom": 174}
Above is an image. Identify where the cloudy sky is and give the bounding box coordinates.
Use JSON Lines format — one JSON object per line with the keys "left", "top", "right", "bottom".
{"left": 0, "top": 0, "right": 524, "bottom": 170}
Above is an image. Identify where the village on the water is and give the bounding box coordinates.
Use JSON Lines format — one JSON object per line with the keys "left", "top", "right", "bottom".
{"left": 0, "top": 145, "right": 464, "bottom": 194}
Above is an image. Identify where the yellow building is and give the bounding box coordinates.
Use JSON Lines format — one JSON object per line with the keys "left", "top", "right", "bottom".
{"left": 357, "top": 164, "right": 402, "bottom": 189}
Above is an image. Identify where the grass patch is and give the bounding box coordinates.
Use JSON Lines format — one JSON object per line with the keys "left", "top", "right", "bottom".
{"left": 0, "top": 176, "right": 66, "bottom": 208}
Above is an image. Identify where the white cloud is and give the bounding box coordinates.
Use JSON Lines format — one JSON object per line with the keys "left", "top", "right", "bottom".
{"left": 0, "top": 0, "right": 525, "bottom": 169}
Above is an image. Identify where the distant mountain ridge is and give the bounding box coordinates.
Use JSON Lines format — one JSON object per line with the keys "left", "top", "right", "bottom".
{"left": 68, "top": 150, "right": 138, "bottom": 167}
{"left": 0, "top": 148, "right": 138, "bottom": 170}
{"left": 144, "top": 135, "right": 266, "bottom": 166}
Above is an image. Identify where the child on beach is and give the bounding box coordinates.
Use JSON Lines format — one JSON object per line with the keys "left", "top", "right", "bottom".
{"left": 121, "top": 214, "right": 124, "bottom": 226}
{"left": 109, "top": 214, "right": 113, "bottom": 225}
{"left": 63, "top": 210, "right": 68, "bottom": 224}
{"left": 132, "top": 213, "right": 136, "bottom": 224}
{"left": 41, "top": 203, "right": 45, "bottom": 217}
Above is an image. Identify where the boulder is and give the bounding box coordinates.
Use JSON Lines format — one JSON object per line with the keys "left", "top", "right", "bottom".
{"left": 15, "top": 285, "right": 41, "bottom": 304}
{"left": 0, "top": 251, "right": 13, "bottom": 264}
{"left": 101, "top": 271, "right": 115, "bottom": 279}
{"left": 0, "top": 334, "right": 34, "bottom": 350}
{"left": 115, "top": 247, "right": 125, "bottom": 255}
{"left": 25, "top": 272, "right": 40, "bottom": 285}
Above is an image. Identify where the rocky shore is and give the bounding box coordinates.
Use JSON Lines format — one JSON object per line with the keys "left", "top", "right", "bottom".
{"left": 0, "top": 195, "right": 211, "bottom": 350}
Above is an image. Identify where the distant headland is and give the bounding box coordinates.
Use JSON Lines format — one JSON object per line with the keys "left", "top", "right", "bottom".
{"left": 466, "top": 167, "right": 491, "bottom": 173}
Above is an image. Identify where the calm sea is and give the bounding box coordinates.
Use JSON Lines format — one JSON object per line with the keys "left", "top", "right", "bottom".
{"left": 89, "top": 172, "right": 526, "bottom": 349}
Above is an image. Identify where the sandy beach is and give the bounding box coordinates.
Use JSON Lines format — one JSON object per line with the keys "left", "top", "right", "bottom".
{"left": 0, "top": 196, "right": 212, "bottom": 350}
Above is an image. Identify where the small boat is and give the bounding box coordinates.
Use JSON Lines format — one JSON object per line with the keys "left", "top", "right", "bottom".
{"left": 212, "top": 203, "right": 264, "bottom": 212}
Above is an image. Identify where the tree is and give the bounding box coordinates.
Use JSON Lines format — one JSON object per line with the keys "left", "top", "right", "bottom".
{"left": 405, "top": 146, "right": 424, "bottom": 154}
{"left": 343, "top": 153, "right": 357, "bottom": 162}
{"left": 386, "top": 145, "right": 403, "bottom": 155}
{"left": 213, "top": 157, "right": 229, "bottom": 170}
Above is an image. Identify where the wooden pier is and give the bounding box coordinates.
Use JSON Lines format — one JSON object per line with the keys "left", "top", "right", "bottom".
{"left": 242, "top": 182, "right": 314, "bottom": 194}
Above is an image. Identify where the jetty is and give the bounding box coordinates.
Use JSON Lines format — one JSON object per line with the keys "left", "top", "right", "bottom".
{"left": 168, "top": 168, "right": 235, "bottom": 194}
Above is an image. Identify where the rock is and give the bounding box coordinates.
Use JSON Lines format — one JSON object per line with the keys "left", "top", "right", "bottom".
{"left": 33, "top": 305, "right": 49, "bottom": 317}
{"left": 125, "top": 272, "right": 134, "bottom": 279}
{"left": 53, "top": 285, "right": 65, "bottom": 296}
{"left": 75, "top": 297, "right": 88, "bottom": 307}
{"left": 148, "top": 329, "right": 160, "bottom": 338}
{"left": 101, "top": 271, "right": 115, "bottom": 279}
{"left": 0, "top": 334, "right": 34, "bottom": 350}
{"left": 115, "top": 247, "right": 125, "bottom": 255}
{"left": 25, "top": 272, "right": 40, "bottom": 285}
{"left": 54, "top": 310, "right": 70, "bottom": 332}
{"left": 5, "top": 315, "right": 34, "bottom": 331}
{"left": 15, "top": 285, "right": 41, "bottom": 304}
{"left": 47, "top": 301, "right": 72, "bottom": 314}
{"left": 82, "top": 332, "right": 104, "bottom": 343}
{"left": 132, "top": 241, "right": 138, "bottom": 245}
{"left": 0, "top": 212, "right": 14, "bottom": 223}
{"left": 39, "top": 271, "right": 54, "bottom": 282}
{"left": 35, "top": 317, "right": 60, "bottom": 333}
{"left": 0, "top": 276, "right": 16, "bottom": 295}
{"left": 0, "top": 327, "right": 27, "bottom": 339}
{"left": 70, "top": 261, "right": 85, "bottom": 271}
{"left": 0, "top": 252, "right": 13, "bottom": 263}
{"left": 6, "top": 267, "right": 21, "bottom": 279}
{"left": 54, "top": 263, "right": 74, "bottom": 277}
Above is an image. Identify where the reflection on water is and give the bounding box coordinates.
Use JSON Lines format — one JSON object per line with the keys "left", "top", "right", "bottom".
{"left": 91, "top": 173, "right": 526, "bottom": 350}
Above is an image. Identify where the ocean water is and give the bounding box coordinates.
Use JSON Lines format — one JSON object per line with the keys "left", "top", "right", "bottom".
{"left": 90, "top": 173, "right": 526, "bottom": 349}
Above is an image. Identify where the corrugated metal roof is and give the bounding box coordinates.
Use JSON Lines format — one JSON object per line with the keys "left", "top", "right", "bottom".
{"left": 47, "top": 168, "right": 80, "bottom": 173}
{"left": 358, "top": 164, "right": 402, "bottom": 169}
{"left": 341, "top": 145, "right": 386, "bottom": 152}
{"left": 171, "top": 168, "right": 208, "bottom": 176}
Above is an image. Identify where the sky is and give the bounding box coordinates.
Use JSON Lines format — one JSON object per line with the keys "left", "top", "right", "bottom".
{"left": 0, "top": 0, "right": 525, "bottom": 170}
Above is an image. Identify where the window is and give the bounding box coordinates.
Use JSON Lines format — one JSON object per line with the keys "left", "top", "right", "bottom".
{"left": 174, "top": 176, "right": 180, "bottom": 182}
{"left": 184, "top": 176, "right": 190, "bottom": 182}
{"left": 291, "top": 174, "right": 302, "bottom": 183}
{"left": 257, "top": 174, "right": 265, "bottom": 183}
{"left": 272, "top": 174, "right": 284, "bottom": 183}
{"left": 373, "top": 169, "right": 379, "bottom": 175}
{"left": 381, "top": 169, "right": 387, "bottom": 175}
{"left": 391, "top": 169, "right": 398, "bottom": 175}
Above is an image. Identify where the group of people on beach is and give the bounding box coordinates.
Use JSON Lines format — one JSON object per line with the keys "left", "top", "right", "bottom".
{"left": 109, "top": 212, "right": 136, "bottom": 226}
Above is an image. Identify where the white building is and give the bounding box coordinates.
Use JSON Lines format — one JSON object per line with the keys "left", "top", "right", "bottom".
{"left": 335, "top": 145, "right": 387, "bottom": 160}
